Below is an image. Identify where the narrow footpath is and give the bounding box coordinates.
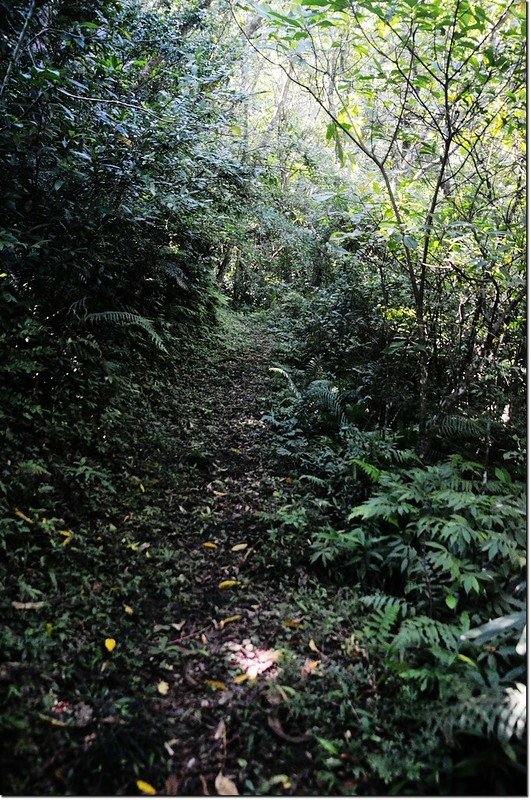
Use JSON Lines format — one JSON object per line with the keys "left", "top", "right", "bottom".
{"left": 136, "top": 317, "right": 324, "bottom": 795}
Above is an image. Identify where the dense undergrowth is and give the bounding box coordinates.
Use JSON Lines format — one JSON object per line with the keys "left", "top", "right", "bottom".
{"left": 0, "top": 0, "right": 526, "bottom": 795}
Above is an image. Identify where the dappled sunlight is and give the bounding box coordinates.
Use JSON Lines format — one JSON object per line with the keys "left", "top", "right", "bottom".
{"left": 224, "top": 639, "right": 282, "bottom": 681}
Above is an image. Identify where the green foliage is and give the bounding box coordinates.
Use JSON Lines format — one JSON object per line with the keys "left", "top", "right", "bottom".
{"left": 86, "top": 311, "right": 167, "bottom": 352}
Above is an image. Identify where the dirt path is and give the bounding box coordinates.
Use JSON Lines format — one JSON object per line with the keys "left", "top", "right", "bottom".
{"left": 145, "top": 317, "right": 319, "bottom": 795}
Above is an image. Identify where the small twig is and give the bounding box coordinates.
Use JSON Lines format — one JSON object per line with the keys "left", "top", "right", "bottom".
{"left": 0, "top": 0, "right": 36, "bottom": 100}
{"left": 55, "top": 87, "right": 162, "bottom": 117}
{"left": 169, "top": 624, "right": 211, "bottom": 644}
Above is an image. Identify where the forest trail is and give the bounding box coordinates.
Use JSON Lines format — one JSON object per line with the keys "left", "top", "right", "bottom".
{"left": 141, "top": 315, "right": 321, "bottom": 796}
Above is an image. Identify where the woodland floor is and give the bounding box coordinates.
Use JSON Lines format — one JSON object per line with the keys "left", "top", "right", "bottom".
{"left": 4, "top": 312, "right": 525, "bottom": 796}
{"left": 4, "top": 313, "right": 385, "bottom": 796}
{"left": 135, "top": 315, "right": 357, "bottom": 796}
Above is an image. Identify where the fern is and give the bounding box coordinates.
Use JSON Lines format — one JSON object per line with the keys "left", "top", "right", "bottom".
{"left": 351, "top": 457, "right": 381, "bottom": 482}
{"left": 304, "top": 379, "right": 348, "bottom": 428}
{"left": 443, "top": 684, "right": 527, "bottom": 743}
{"left": 299, "top": 474, "right": 328, "bottom": 487}
{"left": 362, "top": 601, "right": 401, "bottom": 645}
{"left": 85, "top": 311, "right": 167, "bottom": 352}
{"left": 65, "top": 333, "right": 102, "bottom": 359}
{"left": 269, "top": 366, "right": 301, "bottom": 398}
{"left": 391, "top": 616, "right": 461, "bottom": 654}
{"left": 157, "top": 261, "right": 189, "bottom": 289}
{"left": 361, "top": 592, "right": 412, "bottom": 619}
{"left": 438, "top": 414, "right": 486, "bottom": 440}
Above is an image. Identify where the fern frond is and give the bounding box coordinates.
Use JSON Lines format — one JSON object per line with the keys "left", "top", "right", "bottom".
{"left": 157, "top": 261, "right": 189, "bottom": 289}
{"left": 363, "top": 602, "right": 401, "bottom": 645}
{"left": 391, "top": 616, "right": 460, "bottom": 654}
{"left": 68, "top": 296, "right": 88, "bottom": 318}
{"left": 304, "top": 379, "right": 347, "bottom": 428}
{"left": 66, "top": 333, "right": 102, "bottom": 359}
{"left": 361, "top": 593, "right": 412, "bottom": 618}
{"left": 444, "top": 683, "right": 527, "bottom": 743}
{"left": 438, "top": 414, "right": 486, "bottom": 440}
{"left": 86, "top": 311, "right": 167, "bottom": 352}
{"left": 299, "top": 474, "right": 328, "bottom": 487}
{"left": 269, "top": 366, "right": 301, "bottom": 398}
{"left": 351, "top": 458, "right": 381, "bottom": 482}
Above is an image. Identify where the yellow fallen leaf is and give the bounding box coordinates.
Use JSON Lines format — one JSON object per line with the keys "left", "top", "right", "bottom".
{"left": 218, "top": 580, "right": 240, "bottom": 589}
{"left": 309, "top": 639, "right": 319, "bottom": 653}
{"left": 205, "top": 679, "right": 227, "bottom": 691}
{"left": 202, "top": 541, "right": 218, "bottom": 549}
{"left": 14, "top": 509, "right": 34, "bottom": 524}
{"left": 231, "top": 543, "right": 248, "bottom": 552}
{"left": 215, "top": 772, "right": 239, "bottom": 796}
{"left": 38, "top": 713, "right": 68, "bottom": 727}
{"left": 301, "top": 659, "right": 321, "bottom": 676}
{"left": 59, "top": 529, "right": 74, "bottom": 545}
{"left": 219, "top": 614, "right": 241, "bottom": 629}
{"left": 124, "top": 604, "right": 134, "bottom": 615}
{"left": 139, "top": 483, "right": 145, "bottom": 493}
{"left": 157, "top": 681, "right": 170, "bottom": 695}
{"left": 234, "top": 673, "right": 248, "bottom": 684}
{"left": 104, "top": 638, "right": 116, "bottom": 652}
{"left": 136, "top": 779, "right": 157, "bottom": 796}
{"left": 230, "top": 448, "right": 241, "bottom": 454}
{"left": 270, "top": 775, "right": 292, "bottom": 789}
{"left": 283, "top": 619, "right": 303, "bottom": 628}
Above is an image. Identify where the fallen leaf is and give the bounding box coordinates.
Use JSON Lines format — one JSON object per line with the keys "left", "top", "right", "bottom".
{"left": 246, "top": 665, "right": 259, "bottom": 680}
{"left": 309, "top": 639, "right": 319, "bottom": 653}
{"left": 14, "top": 509, "right": 34, "bottom": 524}
{"left": 157, "top": 681, "right": 170, "bottom": 695}
{"left": 218, "top": 580, "right": 240, "bottom": 589}
{"left": 44, "top": 715, "right": 68, "bottom": 727}
{"left": 124, "top": 604, "right": 134, "bottom": 615}
{"left": 231, "top": 543, "right": 247, "bottom": 552}
{"left": 234, "top": 673, "right": 248, "bottom": 684}
{"left": 59, "top": 529, "right": 74, "bottom": 545}
{"left": 301, "top": 659, "right": 321, "bottom": 678}
{"left": 219, "top": 614, "right": 241, "bottom": 629}
{"left": 230, "top": 448, "right": 241, "bottom": 454}
{"left": 165, "top": 774, "right": 180, "bottom": 795}
{"left": 212, "top": 491, "right": 228, "bottom": 497}
{"left": 104, "top": 638, "right": 116, "bottom": 652}
{"left": 283, "top": 619, "right": 303, "bottom": 628}
{"left": 213, "top": 719, "right": 227, "bottom": 740}
{"left": 136, "top": 779, "right": 157, "bottom": 795}
{"left": 205, "top": 680, "right": 227, "bottom": 691}
{"left": 267, "top": 715, "right": 312, "bottom": 744}
{"left": 269, "top": 775, "right": 292, "bottom": 789}
{"left": 215, "top": 772, "right": 239, "bottom": 796}
{"left": 12, "top": 601, "right": 45, "bottom": 610}
{"left": 202, "top": 541, "right": 218, "bottom": 549}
